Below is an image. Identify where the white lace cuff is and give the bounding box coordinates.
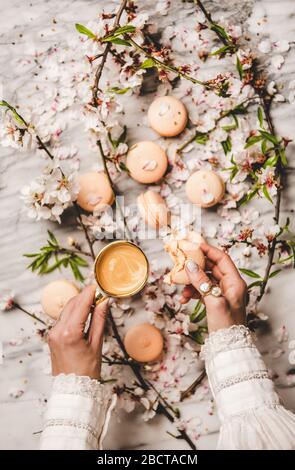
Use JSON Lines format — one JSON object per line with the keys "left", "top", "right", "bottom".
{"left": 40, "top": 374, "right": 116, "bottom": 450}
{"left": 200, "top": 325, "right": 295, "bottom": 449}
{"left": 200, "top": 325, "right": 279, "bottom": 418}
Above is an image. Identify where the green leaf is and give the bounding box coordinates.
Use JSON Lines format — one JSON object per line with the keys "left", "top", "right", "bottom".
{"left": 210, "top": 24, "right": 230, "bottom": 42}
{"left": 221, "top": 136, "right": 232, "bottom": 155}
{"left": 210, "top": 45, "right": 231, "bottom": 56}
{"left": 269, "top": 269, "right": 281, "bottom": 278}
{"left": 244, "top": 135, "right": 263, "bottom": 149}
{"left": 279, "top": 147, "right": 288, "bottom": 166}
{"left": 105, "top": 38, "right": 131, "bottom": 46}
{"left": 108, "top": 86, "right": 130, "bottom": 95}
{"left": 190, "top": 301, "right": 206, "bottom": 323}
{"left": 75, "top": 23, "right": 96, "bottom": 39}
{"left": 231, "top": 104, "right": 247, "bottom": 115}
{"left": 236, "top": 56, "right": 243, "bottom": 80}
{"left": 112, "top": 25, "right": 136, "bottom": 36}
{"left": 101, "top": 25, "right": 136, "bottom": 43}
{"left": 190, "top": 330, "right": 205, "bottom": 345}
{"left": 119, "top": 162, "right": 130, "bottom": 173}
{"left": 238, "top": 187, "right": 259, "bottom": 206}
{"left": 262, "top": 184, "right": 273, "bottom": 203}
{"left": 287, "top": 242, "right": 295, "bottom": 268}
{"left": 194, "top": 133, "right": 209, "bottom": 145}
{"left": 230, "top": 165, "right": 239, "bottom": 182}
{"left": 41, "top": 259, "right": 64, "bottom": 274}
{"left": 261, "top": 139, "right": 268, "bottom": 155}
{"left": 0, "top": 100, "right": 27, "bottom": 126}
{"left": 73, "top": 255, "right": 88, "bottom": 267}
{"left": 257, "top": 107, "right": 264, "bottom": 128}
{"left": 140, "top": 58, "right": 155, "bottom": 69}
{"left": 264, "top": 153, "right": 278, "bottom": 167}
{"left": 47, "top": 230, "right": 58, "bottom": 245}
{"left": 239, "top": 268, "right": 261, "bottom": 279}
{"left": 23, "top": 253, "right": 39, "bottom": 258}
{"left": 108, "top": 125, "right": 127, "bottom": 150}
{"left": 259, "top": 130, "right": 278, "bottom": 145}
{"left": 248, "top": 280, "right": 263, "bottom": 289}
{"left": 69, "top": 258, "right": 84, "bottom": 282}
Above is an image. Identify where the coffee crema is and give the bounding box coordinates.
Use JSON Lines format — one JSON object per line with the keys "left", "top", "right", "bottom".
{"left": 95, "top": 241, "right": 148, "bottom": 296}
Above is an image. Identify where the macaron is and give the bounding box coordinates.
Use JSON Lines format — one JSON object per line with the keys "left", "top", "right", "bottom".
{"left": 124, "top": 323, "right": 164, "bottom": 363}
{"left": 41, "top": 279, "right": 80, "bottom": 320}
{"left": 185, "top": 170, "right": 225, "bottom": 208}
{"left": 148, "top": 96, "right": 188, "bottom": 137}
{"left": 77, "top": 171, "right": 114, "bottom": 212}
{"left": 126, "top": 141, "right": 168, "bottom": 184}
{"left": 137, "top": 190, "right": 170, "bottom": 229}
{"left": 164, "top": 234, "right": 206, "bottom": 285}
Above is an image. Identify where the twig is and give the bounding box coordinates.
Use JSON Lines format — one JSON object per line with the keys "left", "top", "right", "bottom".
{"left": 256, "top": 105, "right": 282, "bottom": 301}
{"left": 92, "top": 0, "right": 128, "bottom": 104}
{"left": 195, "top": 0, "right": 284, "bottom": 303}
{"left": 13, "top": 302, "right": 47, "bottom": 326}
{"left": 73, "top": 203, "right": 96, "bottom": 260}
{"left": 180, "top": 369, "right": 206, "bottom": 400}
{"left": 108, "top": 310, "right": 196, "bottom": 449}
{"left": 97, "top": 139, "right": 133, "bottom": 241}
{"left": 126, "top": 35, "right": 208, "bottom": 88}
{"left": 195, "top": 0, "right": 234, "bottom": 47}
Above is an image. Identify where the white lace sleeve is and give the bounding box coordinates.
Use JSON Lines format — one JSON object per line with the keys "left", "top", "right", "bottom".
{"left": 40, "top": 374, "right": 116, "bottom": 450}
{"left": 201, "top": 325, "right": 295, "bottom": 450}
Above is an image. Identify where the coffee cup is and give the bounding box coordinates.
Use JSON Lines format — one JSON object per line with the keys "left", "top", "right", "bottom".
{"left": 94, "top": 240, "right": 149, "bottom": 304}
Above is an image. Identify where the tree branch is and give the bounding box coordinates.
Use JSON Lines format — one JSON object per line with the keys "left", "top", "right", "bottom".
{"left": 92, "top": 0, "right": 129, "bottom": 104}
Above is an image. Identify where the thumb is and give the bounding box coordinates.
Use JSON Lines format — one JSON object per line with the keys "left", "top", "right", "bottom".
{"left": 88, "top": 298, "right": 109, "bottom": 353}
{"left": 185, "top": 260, "right": 223, "bottom": 309}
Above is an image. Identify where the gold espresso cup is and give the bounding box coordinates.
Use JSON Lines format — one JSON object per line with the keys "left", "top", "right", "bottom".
{"left": 94, "top": 240, "right": 149, "bottom": 304}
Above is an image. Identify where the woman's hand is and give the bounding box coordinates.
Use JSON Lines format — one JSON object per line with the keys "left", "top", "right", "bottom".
{"left": 180, "top": 243, "right": 247, "bottom": 333}
{"left": 48, "top": 285, "right": 109, "bottom": 379}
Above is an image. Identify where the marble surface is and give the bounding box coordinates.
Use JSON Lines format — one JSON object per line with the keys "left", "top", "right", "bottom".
{"left": 0, "top": 0, "right": 295, "bottom": 450}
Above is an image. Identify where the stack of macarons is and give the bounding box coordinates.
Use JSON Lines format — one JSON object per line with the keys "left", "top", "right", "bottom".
{"left": 75, "top": 95, "right": 224, "bottom": 220}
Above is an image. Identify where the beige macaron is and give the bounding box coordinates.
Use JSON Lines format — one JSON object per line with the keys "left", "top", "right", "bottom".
{"left": 124, "top": 323, "right": 164, "bottom": 363}
{"left": 126, "top": 141, "right": 168, "bottom": 184}
{"left": 77, "top": 171, "right": 114, "bottom": 212}
{"left": 137, "top": 190, "right": 170, "bottom": 229}
{"left": 148, "top": 96, "right": 188, "bottom": 137}
{"left": 186, "top": 170, "right": 225, "bottom": 208}
{"left": 164, "top": 234, "right": 206, "bottom": 285}
{"left": 41, "top": 279, "right": 80, "bottom": 320}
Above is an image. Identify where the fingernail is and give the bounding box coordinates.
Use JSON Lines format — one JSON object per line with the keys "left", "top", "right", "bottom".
{"left": 186, "top": 260, "right": 199, "bottom": 273}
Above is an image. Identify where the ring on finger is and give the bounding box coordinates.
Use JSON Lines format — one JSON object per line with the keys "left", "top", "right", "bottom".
{"left": 211, "top": 286, "right": 222, "bottom": 297}
{"left": 199, "top": 282, "right": 212, "bottom": 295}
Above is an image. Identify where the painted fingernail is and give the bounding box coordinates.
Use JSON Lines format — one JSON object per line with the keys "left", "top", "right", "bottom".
{"left": 186, "top": 260, "right": 199, "bottom": 273}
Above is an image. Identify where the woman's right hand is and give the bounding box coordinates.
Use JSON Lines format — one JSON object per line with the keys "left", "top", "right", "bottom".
{"left": 180, "top": 243, "right": 247, "bottom": 333}
{"left": 48, "top": 285, "right": 109, "bottom": 379}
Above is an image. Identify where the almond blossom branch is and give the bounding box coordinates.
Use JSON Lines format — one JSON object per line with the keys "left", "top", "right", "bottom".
{"left": 0, "top": 103, "right": 96, "bottom": 260}
{"left": 125, "top": 34, "right": 210, "bottom": 88}
{"left": 108, "top": 310, "right": 197, "bottom": 449}
{"left": 92, "top": 0, "right": 129, "bottom": 104}
{"left": 195, "top": 0, "right": 286, "bottom": 303}
{"left": 176, "top": 96, "right": 256, "bottom": 154}
{"left": 97, "top": 139, "right": 133, "bottom": 241}
{"left": 180, "top": 368, "right": 206, "bottom": 401}
{"left": 13, "top": 302, "right": 47, "bottom": 326}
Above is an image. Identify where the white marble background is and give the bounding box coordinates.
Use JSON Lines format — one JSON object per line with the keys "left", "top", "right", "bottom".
{"left": 0, "top": 0, "right": 295, "bottom": 450}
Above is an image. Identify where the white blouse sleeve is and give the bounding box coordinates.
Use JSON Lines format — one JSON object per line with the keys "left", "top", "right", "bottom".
{"left": 40, "top": 374, "right": 116, "bottom": 450}
{"left": 201, "top": 325, "right": 295, "bottom": 450}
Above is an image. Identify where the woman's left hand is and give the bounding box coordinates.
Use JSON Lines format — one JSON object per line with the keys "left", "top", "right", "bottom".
{"left": 47, "top": 285, "right": 109, "bottom": 379}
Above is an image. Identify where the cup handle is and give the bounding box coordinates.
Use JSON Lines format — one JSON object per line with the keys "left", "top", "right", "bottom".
{"left": 95, "top": 290, "right": 108, "bottom": 305}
